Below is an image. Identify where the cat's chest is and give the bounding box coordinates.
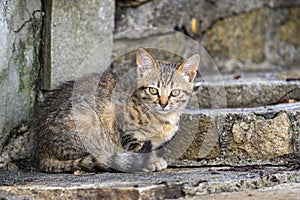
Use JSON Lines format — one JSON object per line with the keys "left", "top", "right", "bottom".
{"left": 160, "top": 122, "right": 178, "bottom": 140}
{"left": 150, "top": 114, "right": 179, "bottom": 148}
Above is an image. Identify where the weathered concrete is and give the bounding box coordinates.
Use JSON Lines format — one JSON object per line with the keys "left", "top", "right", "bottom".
{"left": 0, "top": 0, "right": 43, "bottom": 167}
{"left": 0, "top": 167, "right": 299, "bottom": 199}
{"left": 45, "top": 0, "right": 114, "bottom": 89}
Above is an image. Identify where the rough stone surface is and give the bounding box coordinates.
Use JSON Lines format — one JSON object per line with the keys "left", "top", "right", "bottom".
{"left": 177, "top": 113, "right": 220, "bottom": 160}
{"left": 205, "top": 9, "right": 266, "bottom": 63}
{"left": 276, "top": 69, "right": 300, "bottom": 79}
{"left": 181, "top": 183, "right": 300, "bottom": 200}
{"left": 116, "top": 0, "right": 300, "bottom": 34}
{"left": 231, "top": 112, "right": 292, "bottom": 159}
{"left": 277, "top": 8, "right": 300, "bottom": 46}
{"left": 47, "top": 0, "right": 114, "bottom": 89}
{"left": 115, "top": 0, "right": 300, "bottom": 72}
{"left": 195, "top": 79, "right": 300, "bottom": 108}
{"left": 0, "top": 123, "right": 33, "bottom": 171}
{"left": 0, "top": 0, "right": 115, "bottom": 169}
{"left": 0, "top": 167, "right": 299, "bottom": 199}
{"left": 266, "top": 7, "right": 300, "bottom": 67}
{"left": 0, "top": 0, "right": 43, "bottom": 167}
{"left": 182, "top": 168, "right": 300, "bottom": 197}
{"left": 176, "top": 102, "right": 300, "bottom": 166}
{"left": 295, "top": 114, "right": 300, "bottom": 157}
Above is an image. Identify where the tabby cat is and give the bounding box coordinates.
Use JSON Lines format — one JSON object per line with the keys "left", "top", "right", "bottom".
{"left": 37, "top": 48, "right": 199, "bottom": 173}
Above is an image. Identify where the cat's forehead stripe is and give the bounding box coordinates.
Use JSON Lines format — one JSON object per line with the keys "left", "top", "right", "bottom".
{"left": 171, "top": 81, "right": 174, "bottom": 88}
{"left": 162, "top": 66, "right": 176, "bottom": 86}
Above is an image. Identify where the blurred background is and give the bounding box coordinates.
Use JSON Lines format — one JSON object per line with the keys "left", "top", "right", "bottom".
{"left": 115, "top": 0, "right": 300, "bottom": 72}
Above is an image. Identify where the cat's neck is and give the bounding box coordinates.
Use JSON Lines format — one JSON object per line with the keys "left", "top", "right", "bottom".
{"left": 152, "top": 110, "right": 181, "bottom": 125}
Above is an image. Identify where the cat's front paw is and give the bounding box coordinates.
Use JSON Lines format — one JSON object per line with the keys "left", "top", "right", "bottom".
{"left": 143, "top": 158, "right": 167, "bottom": 172}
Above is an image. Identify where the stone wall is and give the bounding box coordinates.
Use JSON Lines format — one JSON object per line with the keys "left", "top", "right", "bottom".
{"left": 0, "top": 0, "right": 115, "bottom": 168}
{"left": 115, "top": 0, "right": 300, "bottom": 72}
{"left": 0, "top": 0, "right": 43, "bottom": 168}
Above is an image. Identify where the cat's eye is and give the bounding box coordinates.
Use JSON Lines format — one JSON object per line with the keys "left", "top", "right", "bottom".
{"left": 171, "top": 89, "right": 180, "bottom": 97}
{"left": 148, "top": 87, "right": 158, "bottom": 95}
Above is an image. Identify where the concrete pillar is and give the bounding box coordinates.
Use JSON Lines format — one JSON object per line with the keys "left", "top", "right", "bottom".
{"left": 44, "top": 0, "right": 115, "bottom": 89}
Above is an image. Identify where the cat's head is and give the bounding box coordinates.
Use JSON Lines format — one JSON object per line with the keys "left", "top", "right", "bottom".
{"left": 136, "top": 48, "right": 199, "bottom": 114}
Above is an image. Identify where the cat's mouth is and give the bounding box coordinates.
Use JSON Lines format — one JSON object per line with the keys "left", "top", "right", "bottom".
{"left": 155, "top": 107, "right": 174, "bottom": 115}
{"left": 157, "top": 110, "right": 170, "bottom": 114}
{"left": 155, "top": 103, "right": 181, "bottom": 114}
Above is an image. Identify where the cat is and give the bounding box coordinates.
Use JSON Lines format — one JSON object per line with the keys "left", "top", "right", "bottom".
{"left": 36, "top": 48, "right": 199, "bottom": 173}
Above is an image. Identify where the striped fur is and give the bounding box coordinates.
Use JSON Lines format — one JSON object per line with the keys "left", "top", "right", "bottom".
{"left": 37, "top": 48, "right": 199, "bottom": 173}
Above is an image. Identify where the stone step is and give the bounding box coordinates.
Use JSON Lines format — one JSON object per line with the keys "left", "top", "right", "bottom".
{"left": 1, "top": 167, "right": 299, "bottom": 199}
{"left": 182, "top": 183, "right": 300, "bottom": 200}
{"left": 172, "top": 102, "right": 300, "bottom": 167}
{"left": 1, "top": 107, "right": 298, "bottom": 199}
{"left": 1, "top": 77, "right": 299, "bottom": 199}
{"left": 191, "top": 78, "right": 300, "bottom": 109}
{"left": 157, "top": 77, "right": 300, "bottom": 167}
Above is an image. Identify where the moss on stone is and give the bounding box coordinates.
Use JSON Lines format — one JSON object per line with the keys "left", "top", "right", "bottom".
{"left": 17, "top": 40, "right": 27, "bottom": 93}
{"left": 0, "top": 123, "right": 9, "bottom": 152}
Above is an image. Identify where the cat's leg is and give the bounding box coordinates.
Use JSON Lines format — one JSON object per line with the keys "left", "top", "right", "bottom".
{"left": 120, "top": 133, "right": 167, "bottom": 172}
{"left": 40, "top": 157, "right": 81, "bottom": 173}
{"left": 121, "top": 133, "right": 153, "bottom": 153}
{"left": 40, "top": 155, "right": 108, "bottom": 173}
{"left": 143, "top": 153, "right": 167, "bottom": 172}
{"left": 136, "top": 140, "right": 168, "bottom": 171}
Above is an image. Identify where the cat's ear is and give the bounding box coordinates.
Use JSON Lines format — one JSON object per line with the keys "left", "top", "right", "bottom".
{"left": 177, "top": 54, "right": 200, "bottom": 82}
{"left": 136, "top": 48, "right": 156, "bottom": 77}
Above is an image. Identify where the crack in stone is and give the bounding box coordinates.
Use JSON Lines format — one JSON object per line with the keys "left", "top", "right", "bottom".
{"left": 13, "top": 10, "right": 42, "bottom": 33}
{"left": 253, "top": 111, "right": 280, "bottom": 120}
{"left": 278, "top": 86, "right": 300, "bottom": 100}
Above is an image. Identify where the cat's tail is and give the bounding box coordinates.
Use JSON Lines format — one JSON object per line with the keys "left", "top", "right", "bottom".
{"left": 109, "top": 151, "right": 152, "bottom": 172}
{"left": 82, "top": 135, "right": 153, "bottom": 172}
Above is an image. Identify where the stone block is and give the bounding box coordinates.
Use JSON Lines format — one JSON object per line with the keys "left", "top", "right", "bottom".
{"left": 46, "top": 0, "right": 114, "bottom": 89}
{"left": 277, "top": 8, "right": 300, "bottom": 46}
{"left": 175, "top": 102, "right": 300, "bottom": 166}
{"left": 231, "top": 112, "right": 292, "bottom": 159}
{"left": 266, "top": 7, "right": 300, "bottom": 66}
{"left": 178, "top": 113, "right": 220, "bottom": 160}
{"left": 204, "top": 9, "right": 266, "bottom": 63}
{"left": 0, "top": 0, "right": 42, "bottom": 165}
{"left": 195, "top": 80, "right": 300, "bottom": 108}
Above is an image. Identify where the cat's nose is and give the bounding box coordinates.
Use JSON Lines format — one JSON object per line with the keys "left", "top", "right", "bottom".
{"left": 159, "top": 102, "right": 168, "bottom": 109}
{"left": 159, "top": 97, "right": 168, "bottom": 109}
